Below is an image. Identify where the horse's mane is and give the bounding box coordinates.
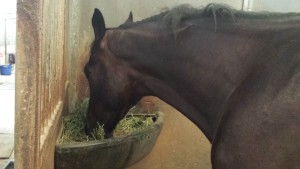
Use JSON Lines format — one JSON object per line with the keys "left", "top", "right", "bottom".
{"left": 162, "top": 3, "right": 236, "bottom": 32}
{"left": 119, "top": 4, "right": 236, "bottom": 29}
{"left": 119, "top": 4, "right": 237, "bottom": 32}
{"left": 119, "top": 3, "right": 300, "bottom": 33}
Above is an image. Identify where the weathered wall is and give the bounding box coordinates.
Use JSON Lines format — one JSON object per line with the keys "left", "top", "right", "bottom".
{"left": 65, "top": 0, "right": 91, "bottom": 109}
{"left": 16, "top": 0, "right": 67, "bottom": 168}
{"left": 65, "top": 0, "right": 105, "bottom": 108}
{"left": 16, "top": 1, "right": 42, "bottom": 168}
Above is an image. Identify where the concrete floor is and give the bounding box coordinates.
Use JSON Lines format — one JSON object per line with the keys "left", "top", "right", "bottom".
{"left": 0, "top": 72, "right": 15, "bottom": 169}
{"left": 0, "top": 73, "right": 15, "bottom": 133}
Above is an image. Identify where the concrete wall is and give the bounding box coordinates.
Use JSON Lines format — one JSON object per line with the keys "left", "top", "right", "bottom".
{"left": 86, "top": 0, "right": 243, "bottom": 28}
{"left": 251, "top": 0, "right": 300, "bottom": 12}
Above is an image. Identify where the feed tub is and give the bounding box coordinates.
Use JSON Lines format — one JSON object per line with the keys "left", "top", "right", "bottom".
{"left": 55, "top": 112, "right": 163, "bottom": 169}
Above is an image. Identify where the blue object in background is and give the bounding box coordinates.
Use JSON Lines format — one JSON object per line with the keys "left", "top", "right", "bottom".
{"left": 0, "top": 65, "right": 12, "bottom": 75}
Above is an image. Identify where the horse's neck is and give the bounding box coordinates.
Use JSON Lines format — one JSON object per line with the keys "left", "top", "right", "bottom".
{"left": 109, "top": 25, "right": 277, "bottom": 141}
{"left": 142, "top": 31, "right": 272, "bottom": 138}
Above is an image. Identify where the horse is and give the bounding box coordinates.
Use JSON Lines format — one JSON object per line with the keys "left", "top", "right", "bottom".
{"left": 84, "top": 4, "right": 300, "bottom": 169}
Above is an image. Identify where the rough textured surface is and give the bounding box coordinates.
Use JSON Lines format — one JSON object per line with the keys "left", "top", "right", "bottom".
{"left": 15, "top": 0, "right": 90, "bottom": 168}
{"left": 15, "top": 0, "right": 42, "bottom": 168}
{"left": 16, "top": 0, "right": 67, "bottom": 169}
{"left": 66, "top": 0, "right": 91, "bottom": 109}
{"left": 127, "top": 98, "right": 212, "bottom": 169}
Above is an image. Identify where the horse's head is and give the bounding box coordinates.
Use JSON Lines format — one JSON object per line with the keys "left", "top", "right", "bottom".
{"left": 84, "top": 9, "right": 141, "bottom": 138}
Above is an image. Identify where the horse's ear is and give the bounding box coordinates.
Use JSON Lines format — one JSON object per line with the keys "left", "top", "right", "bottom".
{"left": 125, "top": 11, "right": 133, "bottom": 23}
{"left": 92, "top": 8, "right": 106, "bottom": 40}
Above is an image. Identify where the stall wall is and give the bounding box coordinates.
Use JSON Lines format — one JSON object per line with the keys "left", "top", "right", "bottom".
{"left": 16, "top": 0, "right": 67, "bottom": 168}
{"left": 84, "top": 0, "right": 242, "bottom": 28}
{"left": 251, "top": 0, "right": 300, "bottom": 12}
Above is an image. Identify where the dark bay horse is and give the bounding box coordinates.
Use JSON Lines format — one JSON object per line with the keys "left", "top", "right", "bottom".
{"left": 84, "top": 4, "right": 300, "bottom": 169}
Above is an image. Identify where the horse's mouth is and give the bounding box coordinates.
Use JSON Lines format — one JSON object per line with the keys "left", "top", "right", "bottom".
{"left": 84, "top": 124, "right": 92, "bottom": 136}
{"left": 104, "top": 131, "right": 113, "bottom": 139}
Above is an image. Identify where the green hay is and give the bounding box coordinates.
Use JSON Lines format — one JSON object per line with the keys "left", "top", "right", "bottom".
{"left": 60, "top": 98, "right": 154, "bottom": 143}
{"left": 114, "top": 114, "right": 154, "bottom": 137}
{"left": 60, "top": 98, "right": 89, "bottom": 143}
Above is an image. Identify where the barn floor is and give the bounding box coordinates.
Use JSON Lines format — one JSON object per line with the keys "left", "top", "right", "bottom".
{"left": 0, "top": 71, "right": 15, "bottom": 169}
